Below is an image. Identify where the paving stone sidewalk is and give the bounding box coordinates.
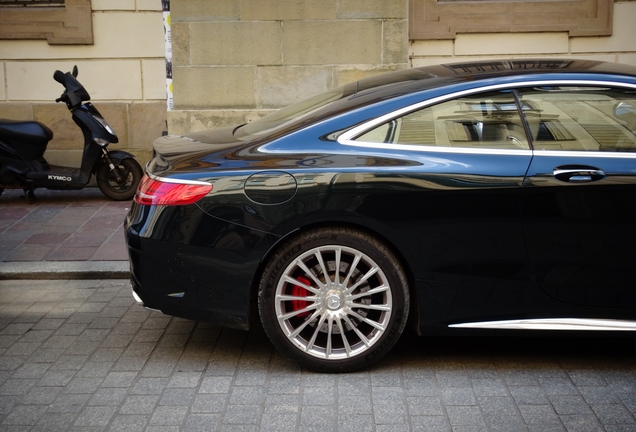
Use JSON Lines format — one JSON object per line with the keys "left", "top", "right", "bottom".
{"left": 0, "top": 279, "right": 635, "bottom": 431}
{"left": 0, "top": 188, "right": 129, "bottom": 263}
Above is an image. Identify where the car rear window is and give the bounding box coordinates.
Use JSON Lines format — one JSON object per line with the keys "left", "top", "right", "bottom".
{"left": 235, "top": 84, "right": 357, "bottom": 139}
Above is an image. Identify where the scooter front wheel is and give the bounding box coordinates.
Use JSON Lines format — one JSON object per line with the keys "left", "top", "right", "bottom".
{"left": 96, "top": 158, "right": 142, "bottom": 201}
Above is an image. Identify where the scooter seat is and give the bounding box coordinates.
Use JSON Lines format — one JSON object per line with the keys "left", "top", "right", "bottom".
{"left": 0, "top": 119, "right": 53, "bottom": 145}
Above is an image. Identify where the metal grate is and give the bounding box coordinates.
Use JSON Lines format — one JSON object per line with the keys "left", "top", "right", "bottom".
{"left": 0, "top": 0, "right": 64, "bottom": 6}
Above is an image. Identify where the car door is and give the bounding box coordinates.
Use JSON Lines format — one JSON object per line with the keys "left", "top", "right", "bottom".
{"left": 519, "top": 85, "right": 636, "bottom": 308}
{"left": 341, "top": 88, "right": 537, "bottom": 322}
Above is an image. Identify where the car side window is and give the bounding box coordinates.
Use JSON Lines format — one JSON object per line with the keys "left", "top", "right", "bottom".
{"left": 517, "top": 87, "right": 636, "bottom": 152}
{"left": 354, "top": 90, "right": 530, "bottom": 150}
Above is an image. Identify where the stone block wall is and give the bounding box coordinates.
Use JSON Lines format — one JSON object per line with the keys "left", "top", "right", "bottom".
{"left": 168, "top": 0, "right": 410, "bottom": 135}
{"left": 4, "top": 0, "right": 634, "bottom": 170}
{"left": 410, "top": 1, "right": 636, "bottom": 69}
{"left": 0, "top": 0, "right": 166, "bottom": 168}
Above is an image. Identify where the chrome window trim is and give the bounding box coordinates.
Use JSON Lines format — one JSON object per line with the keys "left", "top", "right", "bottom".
{"left": 449, "top": 318, "right": 636, "bottom": 331}
{"left": 338, "top": 80, "right": 636, "bottom": 156}
{"left": 532, "top": 150, "right": 636, "bottom": 159}
{"left": 147, "top": 172, "right": 211, "bottom": 186}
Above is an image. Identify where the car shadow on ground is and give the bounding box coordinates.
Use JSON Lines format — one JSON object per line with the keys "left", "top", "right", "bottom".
{"left": 383, "top": 326, "right": 636, "bottom": 371}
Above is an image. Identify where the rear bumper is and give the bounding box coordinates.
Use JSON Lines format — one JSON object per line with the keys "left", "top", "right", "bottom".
{"left": 128, "top": 264, "right": 251, "bottom": 330}
{"left": 124, "top": 202, "right": 277, "bottom": 330}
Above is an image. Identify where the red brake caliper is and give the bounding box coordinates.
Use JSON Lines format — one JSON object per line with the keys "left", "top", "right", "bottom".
{"left": 291, "top": 276, "right": 311, "bottom": 318}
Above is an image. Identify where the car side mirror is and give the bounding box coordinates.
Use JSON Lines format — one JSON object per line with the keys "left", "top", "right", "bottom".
{"left": 614, "top": 101, "right": 636, "bottom": 128}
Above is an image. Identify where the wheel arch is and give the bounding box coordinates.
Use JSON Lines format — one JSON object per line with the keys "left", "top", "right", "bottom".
{"left": 247, "top": 219, "right": 421, "bottom": 334}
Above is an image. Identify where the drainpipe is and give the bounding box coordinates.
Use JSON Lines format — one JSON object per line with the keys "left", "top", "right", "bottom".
{"left": 162, "top": 0, "right": 173, "bottom": 111}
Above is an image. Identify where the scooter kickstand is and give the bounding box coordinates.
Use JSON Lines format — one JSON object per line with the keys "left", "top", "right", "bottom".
{"left": 22, "top": 188, "right": 36, "bottom": 204}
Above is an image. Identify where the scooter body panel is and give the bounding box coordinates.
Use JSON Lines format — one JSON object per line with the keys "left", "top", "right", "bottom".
{"left": 1, "top": 111, "right": 107, "bottom": 189}
{"left": 72, "top": 104, "right": 118, "bottom": 144}
{"left": 25, "top": 165, "right": 84, "bottom": 190}
{"left": 0, "top": 121, "right": 51, "bottom": 160}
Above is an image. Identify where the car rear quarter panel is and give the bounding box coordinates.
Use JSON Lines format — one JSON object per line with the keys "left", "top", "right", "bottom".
{"left": 126, "top": 201, "right": 277, "bottom": 329}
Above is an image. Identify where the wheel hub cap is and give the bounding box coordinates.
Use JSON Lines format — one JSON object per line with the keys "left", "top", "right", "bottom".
{"left": 326, "top": 292, "right": 342, "bottom": 310}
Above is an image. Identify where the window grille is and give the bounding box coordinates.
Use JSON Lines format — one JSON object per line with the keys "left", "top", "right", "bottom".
{"left": 0, "top": 0, "right": 64, "bottom": 6}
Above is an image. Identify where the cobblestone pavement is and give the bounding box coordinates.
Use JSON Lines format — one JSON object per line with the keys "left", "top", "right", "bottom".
{"left": 0, "top": 279, "right": 635, "bottom": 432}
{"left": 0, "top": 188, "right": 129, "bottom": 262}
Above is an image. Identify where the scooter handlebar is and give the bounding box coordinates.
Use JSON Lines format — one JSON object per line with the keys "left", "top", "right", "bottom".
{"left": 53, "top": 70, "right": 66, "bottom": 85}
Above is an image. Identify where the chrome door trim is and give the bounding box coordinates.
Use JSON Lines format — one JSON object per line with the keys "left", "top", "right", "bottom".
{"left": 449, "top": 318, "right": 636, "bottom": 331}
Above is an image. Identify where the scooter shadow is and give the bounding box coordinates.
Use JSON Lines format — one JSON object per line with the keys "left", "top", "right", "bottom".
{"left": 0, "top": 187, "right": 119, "bottom": 205}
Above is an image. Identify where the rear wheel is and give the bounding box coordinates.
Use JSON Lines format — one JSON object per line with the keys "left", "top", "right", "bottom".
{"left": 96, "top": 158, "right": 142, "bottom": 201}
{"left": 258, "top": 227, "right": 409, "bottom": 372}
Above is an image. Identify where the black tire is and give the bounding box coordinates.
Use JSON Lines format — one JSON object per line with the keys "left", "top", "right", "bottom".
{"left": 96, "top": 158, "right": 143, "bottom": 201}
{"left": 258, "top": 227, "right": 409, "bottom": 372}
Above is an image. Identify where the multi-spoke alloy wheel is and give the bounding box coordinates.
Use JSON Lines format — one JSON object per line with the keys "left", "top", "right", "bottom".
{"left": 259, "top": 228, "right": 409, "bottom": 372}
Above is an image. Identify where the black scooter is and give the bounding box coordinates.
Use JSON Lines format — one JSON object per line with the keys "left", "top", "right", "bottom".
{"left": 0, "top": 66, "right": 142, "bottom": 201}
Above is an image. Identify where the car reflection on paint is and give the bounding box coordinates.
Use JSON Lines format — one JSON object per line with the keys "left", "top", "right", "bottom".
{"left": 126, "top": 59, "right": 636, "bottom": 372}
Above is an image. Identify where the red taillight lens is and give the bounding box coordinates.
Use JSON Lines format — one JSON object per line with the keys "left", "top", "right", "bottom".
{"left": 134, "top": 175, "right": 212, "bottom": 206}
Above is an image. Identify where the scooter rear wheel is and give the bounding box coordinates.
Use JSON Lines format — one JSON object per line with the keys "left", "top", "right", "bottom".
{"left": 96, "top": 158, "right": 142, "bottom": 201}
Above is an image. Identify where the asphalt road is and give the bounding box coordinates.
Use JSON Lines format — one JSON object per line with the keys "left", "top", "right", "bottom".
{"left": 0, "top": 278, "right": 635, "bottom": 431}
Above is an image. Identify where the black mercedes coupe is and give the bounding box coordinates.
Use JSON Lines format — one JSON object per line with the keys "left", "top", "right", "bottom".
{"left": 126, "top": 59, "right": 636, "bottom": 372}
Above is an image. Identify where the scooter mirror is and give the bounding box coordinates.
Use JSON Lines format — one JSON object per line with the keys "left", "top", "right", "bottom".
{"left": 72, "top": 65, "right": 78, "bottom": 78}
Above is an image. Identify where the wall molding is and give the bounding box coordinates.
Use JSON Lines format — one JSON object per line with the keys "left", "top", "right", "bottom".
{"left": 410, "top": 0, "right": 613, "bottom": 40}
{"left": 0, "top": 0, "right": 92, "bottom": 45}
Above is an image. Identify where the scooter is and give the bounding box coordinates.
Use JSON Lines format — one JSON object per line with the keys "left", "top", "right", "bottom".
{"left": 0, "top": 66, "right": 142, "bottom": 201}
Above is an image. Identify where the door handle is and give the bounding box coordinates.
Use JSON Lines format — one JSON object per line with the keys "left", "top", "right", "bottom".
{"left": 553, "top": 166, "right": 606, "bottom": 183}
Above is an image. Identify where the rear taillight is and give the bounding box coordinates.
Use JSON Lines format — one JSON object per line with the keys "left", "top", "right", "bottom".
{"left": 135, "top": 174, "right": 212, "bottom": 206}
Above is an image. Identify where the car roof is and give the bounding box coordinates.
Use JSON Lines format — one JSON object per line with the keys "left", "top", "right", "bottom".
{"left": 288, "top": 59, "right": 636, "bottom": 131}
{"left": 356, "top": 59, "right": 636, "bottom": 92}
{"left": 351, "top": 59, "right": 636, "bottom": 100}
{"left": 243, "top": 59, "right": 636, "bottom": 145}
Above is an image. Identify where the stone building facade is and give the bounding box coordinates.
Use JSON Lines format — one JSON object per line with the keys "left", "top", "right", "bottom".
{"left": 0, "top": 0, "right": 166, "bottom": 167}
{"left": 167, "top": 0, "right": 410, "bottom": 135}
{"left": 410, "top": 1, "right": 636, "bottom": 68}
{"left": 1, "top": 0, "right": 635, "bottom": 167}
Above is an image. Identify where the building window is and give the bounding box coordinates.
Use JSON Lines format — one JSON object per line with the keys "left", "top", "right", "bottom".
{"left": 0, "top": 0, "right": 92, "bottom": 44}
{"left": 409, "top": 0, "right": 613, "bottom": 40}
{"left": 0, "top": 0, "right": 65, "bottom": 5}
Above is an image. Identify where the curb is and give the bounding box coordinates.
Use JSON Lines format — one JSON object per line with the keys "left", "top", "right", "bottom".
{"left": 0, "top": 261, "right": 130, "bottom": 280}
